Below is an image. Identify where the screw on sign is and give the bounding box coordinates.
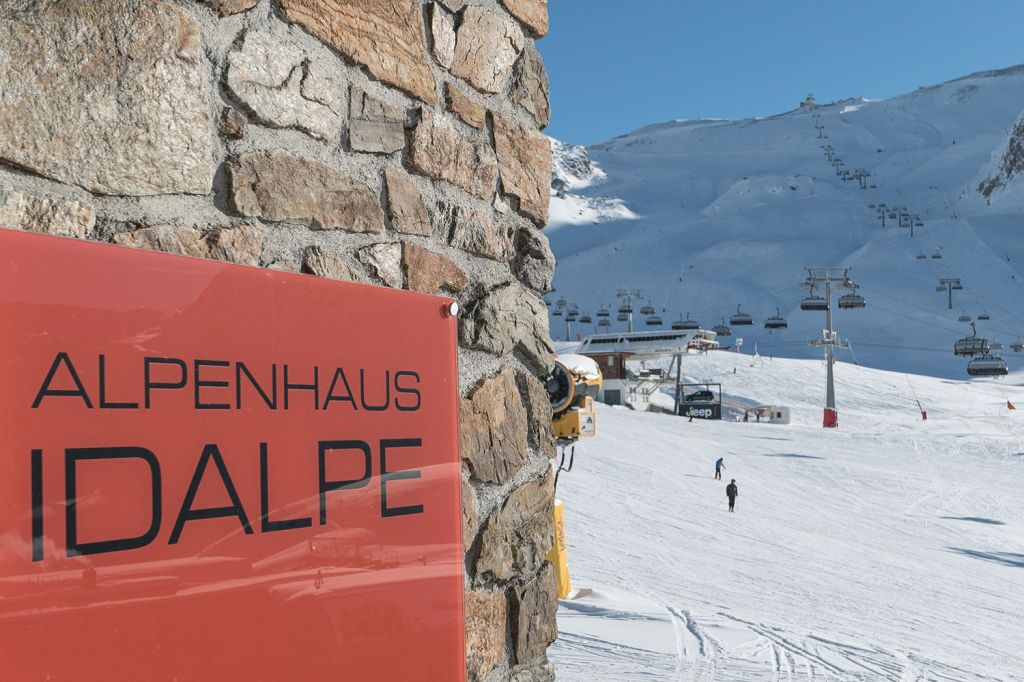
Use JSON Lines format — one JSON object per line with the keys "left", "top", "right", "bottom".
{"left": 0, "top": 231, "right": 466, "bottom": 682}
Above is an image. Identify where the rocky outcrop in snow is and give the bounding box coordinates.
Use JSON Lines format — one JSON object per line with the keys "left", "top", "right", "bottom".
{"left": 978, "top": 112, "right": 1024, "bottom": 198}
{"left": 548, "top": 137, "right": 636, "bottom": 227}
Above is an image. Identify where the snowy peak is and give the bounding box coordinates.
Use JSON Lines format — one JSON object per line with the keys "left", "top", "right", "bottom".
{"left": 550, "top": 137, "right": 605, "bottom": 192}
{"left": 548, "top": 137, "right": 637, "bottom": 228}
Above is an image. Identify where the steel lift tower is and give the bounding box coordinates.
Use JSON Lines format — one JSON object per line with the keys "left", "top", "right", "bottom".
{"left": 800, "top": 268, "right": 864, "bottom": 428}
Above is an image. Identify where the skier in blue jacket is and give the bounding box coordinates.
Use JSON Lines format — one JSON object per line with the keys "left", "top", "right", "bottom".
{"left": 715, "top": 457, "right": 725, "bottom": 480}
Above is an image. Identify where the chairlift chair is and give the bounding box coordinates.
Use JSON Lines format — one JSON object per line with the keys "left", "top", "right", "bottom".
{"left": 640, "top": 303, "right": 656, "bottom": 316}
{"left": 1011, "top": 341, "right": 1024, "bottom": 353}
{"left": 730, "top": 304, "right": 754, "bottom": 326}
{"left": 645, "top": 315, "right": 663, "bottom": 326}
{"left": 596, "top": 307, "right": 610, "bottom": 318}
{"left": 597, "top": 319, "right": 611, "bottom": 328}
{"left": 931, "top": 251, "right": 942, "bottom": 259}
{"left": 675, "top": 312, "right": 699, "bottom": 330}
{"left": 801, "top": 294, "right": 828, "bottom": 311}
{"left": 556, "top": 298, "right": 567, "bottom": 308}
{"left": 764, "top": 307, "right": 788, "bottom": 330}
{"left": 617, "top": 304, "right": 632, "bottom": 315}
{"left": 916, "top": 253, "right": 927, "bottom": 260}
{"left": 837, "top": 292, "right": 866, "bottom": 309}
{"left": 966, "top": 355, "right": 1008, "bottom": 377}
{"left": 954, "top": 324, "right": 989, "bottom": 357}
{"left": 977, "top": 311, "right": 990, "bottom": 321}
{"left": 552, "top": 308, "right": 563, "bottom": 317}
{"left": 712, "top": 319, "right": 732, "bottom": 337}
{"left": 616, "top": 313, "right": 628, "bottom": 322}
{"left": 579, "top": 314, "right": 592, "bottom": 324}
{"left": 958, "top": 314, "right": 971, "bottom": 323}
{"left": 565, "top": 311, "right": 578, "bottom": 322}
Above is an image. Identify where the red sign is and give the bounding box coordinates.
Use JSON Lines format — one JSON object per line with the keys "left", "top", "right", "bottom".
{"left": 0, "top": 230, "right": 465, "bottom": 681}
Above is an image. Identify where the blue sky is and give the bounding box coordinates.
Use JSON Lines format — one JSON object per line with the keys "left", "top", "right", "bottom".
{"left": 538, "top": 1, "right": 1024, "bottom": 145}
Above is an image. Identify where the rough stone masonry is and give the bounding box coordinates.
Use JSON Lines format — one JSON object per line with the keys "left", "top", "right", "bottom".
{"left": 0, "top": 0, "right": 557, "bottom": 679}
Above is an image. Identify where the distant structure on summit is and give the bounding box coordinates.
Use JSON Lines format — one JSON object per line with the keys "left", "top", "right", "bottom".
{"left": 800, "top": 93, "right": 816, "bottom": 109}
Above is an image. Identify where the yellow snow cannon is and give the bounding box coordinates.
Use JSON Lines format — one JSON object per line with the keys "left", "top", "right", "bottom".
{"left": 547, "top": 353, "right": 602, "bottom": 446}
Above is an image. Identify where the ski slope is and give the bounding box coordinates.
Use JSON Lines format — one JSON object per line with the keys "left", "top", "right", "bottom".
{"left": 546, "top": 66, "right": 1024, "bottom": 379}
{"left": 549, "top": 352, "right": 1024, "bottom": 681}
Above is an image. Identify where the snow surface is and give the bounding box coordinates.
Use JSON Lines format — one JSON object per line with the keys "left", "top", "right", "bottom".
{"left": 546, "top": 67, "right": 1024, "bottom": 378}
{"left": 549, "top": 351, "right": 1024, "bottom": 680}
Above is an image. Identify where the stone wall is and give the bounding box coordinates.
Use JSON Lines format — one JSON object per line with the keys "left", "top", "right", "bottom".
{"left": 0, "top": 0, "right": 557, "bottom": 679}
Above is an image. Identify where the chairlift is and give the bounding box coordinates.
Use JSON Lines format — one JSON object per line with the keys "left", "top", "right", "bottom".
{"left": 616, "top": 313, "right": 628, "bottom": 322}
{"left": 936, "top": 285, "right": 946, "bottom": 292}
{"left": 977, "top": 311, "right": 990, "bottom": 321}
{"left": 1011, "top": 341, "right": 1024, "bottom": 353}
{"left": 544, "top": 299, "right": 552, "bottom": 307}
{"left": 597, "top": 319, "right": 611, "bottom": 328}
{"left": 838, "top": 292, "right": 866, "bottom": 309}
{"left": 617, "top": 304, "right": 632, "bottom": 315}
{"left": 966, "top": 354, "right": 1008, "bottom": 377}
{"left": 954, "top": 323, "right": 989, "bottom": 357}
{"left": 801, "top": 294, "right": 828, "bottom": 311}
{"left": 596, "top": 307, "right": 610, "bottom": 318}
{"left": 730, "top": 304, "right": 754, "bottom": 326}
{"left": 640, "top": 303, "right": 656, "bottom": 316}
{"left": 916, "top": 253, "right": 927, "bottom": 260}
{"left": 552, "top": 308, "right": 563, "bottom": 317}
{"left": 958, "top": 314, "right": 971, "bottom": 323}
{"left": 672, "top": 312, "right": 699, "bottom": 330}
{"left": 556, "top": 298, "right": 567, "bottom": 308}
{"left": 712, "top": 318, "right": 732, "bottom": 337}
{"left": 931, "top": 251, "right": 942, "bottom": 259}
{"left": 565, "top": 311, "right": 578, "bottom": 322}
{"left": 764, "top": 308, "right": 788, "bottom": 330}
{"left": 952, "top": 283, "right": 963, "bottom": 290}
{"left": 579, "top": 314, "right": 592, "bottom": 324}
{"left": 888, "top": 211, "right": 898, "bottom": 219}
{"left": 645, "top": 315, "right": 663, "bottom": 326}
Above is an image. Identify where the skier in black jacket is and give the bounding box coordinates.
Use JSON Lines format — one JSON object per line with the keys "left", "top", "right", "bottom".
{"left": 726, "top": 479, "right": 738, "bottom": 512}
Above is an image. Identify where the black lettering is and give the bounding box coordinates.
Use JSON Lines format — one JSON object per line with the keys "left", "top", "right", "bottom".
{"left": 169, "top": 444, "right": 252, "bottom": 544}
{"left": 98, "top": 355, "right": 140, "bottom": 409}
{"left": 194, "top": 359, "right": 231, "bottom": 410}
{"left": 260, "top": 443, "right": 312, "bottom": 533}
{"left": 323, "top": 368, "right": 357, "bottom": 410}
{"left": 380, "top": 438, "right": 424, "bottom": 518}
{"left": 144, "top": 357, "right": 187, "bottom": 408}
{"left": 65, "top": 447, "right": 161, "bottom": 557}
{"left": 236, "top": 362, "right": 278, "bottom": 409}
{"left": 284, "top": 365, "right": 319, "bottom": 410}
{"left": 31, "top": 449, "right": 43, "bottom": 562}
{"left": 32, "top": 352, "right": 92, "bottom": 408}
{"left": 360, "top": 369, "right": 390, "bottom": 412}
{"left": 394, "top": 371, "right": 421, "bottom": 412}
{"left": 318, "top": 440, "right": 371, "bottom": 525}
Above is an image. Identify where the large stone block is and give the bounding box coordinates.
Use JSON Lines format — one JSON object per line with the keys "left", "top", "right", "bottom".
{"left": 449, "top": 209, "right": 515, "bottom": 262}
{"left": 464, "top": 590, "right": 507, "bottom": 681}
{"left": 511, "top": 563, "right": 558, "bottom": 663}
{"left": 349, "top": 86, "right": 406, "bottom": 154}
{"left": 230, "top": 149, "right": 384, "bottom": 232}
{"left": 357, "top": 242, "right": 403, "bottom": 288}
{"left": 459, "top": 283, "right": 554, "bottom": 372}
{"left": 111, "top": 225, "right": 210, "bottom": 259}
{"left": 407, "top": 114, "right": 498, "bottom": 201}
{"left": 225, "top": 26, "right": 343, "bottom": 141}
{"left": 279, "top": 0, "right": 437, "bottom": 104}
{"left": 516, "top": 373, "right": 556, "bottom": 460}
{"left": 500, "top": 0, "right": 549, "bottom": 38}
{"left": 494, "top": 116, "right": 552, "bottom": 226}
{"left": 0, "top": 0, "right": 212, "bottom": 196}
{"left": 515, "top": 226, "right": 555, "bottom": 293}
{"left": 510, "top": 47, "right": 551, "bottom": 129}
{"left": 475, "top": 469, "right": 555, "bottom": 583}
{"left": 402, "top": 243, "right": 468, "bottom": 294}
{"left": 111, "top": 223, "right": 262, "bottom": 265}
{"left": 460, "top": 368, "right": 528, "bottom": 485}
{"left": 445, "top": 84, "right": 488, "bottom": 130}
{"left": 0, "top": 190, "right": 94, "bottom": 238}
{"left": 430, "top": 3, "right": 457, "bottom": 70}
{"left": 385, "top": 168, "right": 432, "bottom": 236}
{"left": 451, "top": 5, "right": 525, "bottom": 94}
{"left": 301, "top": 246, "right": 371, "bottom": 283}
{"left": 461, "top": 467, "right": 479, "bottom": 550}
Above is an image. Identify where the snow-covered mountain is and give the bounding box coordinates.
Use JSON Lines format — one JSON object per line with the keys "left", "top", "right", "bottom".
{"left": 546, "top": 65, "right": 1024, "bottom": 378}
